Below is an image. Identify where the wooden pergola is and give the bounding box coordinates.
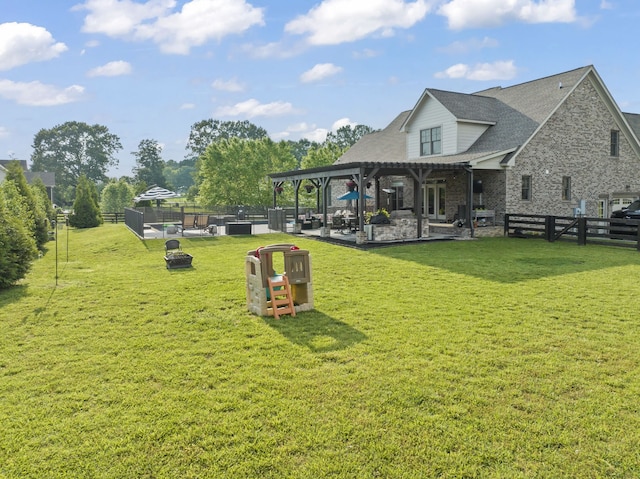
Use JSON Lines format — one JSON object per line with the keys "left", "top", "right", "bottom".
{"left": 269, "top": 160, "right": 474, "bottom": 240}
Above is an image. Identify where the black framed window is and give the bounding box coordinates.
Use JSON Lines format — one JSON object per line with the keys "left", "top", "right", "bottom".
{"left": 562, "top": 176, "right": 571, "bottom": 201}
{"left": 611, "top": 130, "right": 620, "bottom": 157}
{"left": 420, "top": 127, "right": 441, "bottom": 156}
{"left": 521, "top": 175, "right": 531, "bottom": 201}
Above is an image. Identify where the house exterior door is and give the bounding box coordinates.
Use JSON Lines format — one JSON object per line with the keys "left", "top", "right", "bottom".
{"left": 424, "top": 182, "right": 446, "bottom": 221}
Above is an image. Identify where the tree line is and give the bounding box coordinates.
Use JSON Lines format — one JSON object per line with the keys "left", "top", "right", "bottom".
{"left": 29, "top": 119, "right": 376, "bottom": 210}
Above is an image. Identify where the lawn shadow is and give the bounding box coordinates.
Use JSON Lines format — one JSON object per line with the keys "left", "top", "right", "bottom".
{"left": 265, "top": 310, "right": 367, "bottom": 353}
{"left": 370, "top": 237, "right": 640, "bottom": 284}
{"left": 0, "top": 284, "right": 29, "bottom": 309}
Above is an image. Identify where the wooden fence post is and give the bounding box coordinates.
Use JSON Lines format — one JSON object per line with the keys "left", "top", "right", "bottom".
{"left": 504, "top": 214, "right": 510, "bottom": 236}
{"left": 577, "top": 217, "right": 587, "bottom": 245}
{"left": 545, "top": 216, "right": 555, "bottom": 242}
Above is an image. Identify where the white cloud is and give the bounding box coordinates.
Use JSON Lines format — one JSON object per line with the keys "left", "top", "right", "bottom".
{"left": 0, "top": 126, "right": 9, "bottom": 138}
{"left": 180, "top": 103, "right": 195, "bottom": 110}
{"left": 352, "top": 48, "right": 381, "bottom": 59}
{"left": 0, "top": 22, "right": 67, "bottom": 71}
{"left": 331, "top": 117, "right": 357, "bottom": 131}
{"left": 87, "top": 60, "right": 132, "bottom": 77}
{"left": 276, "top": 122, "right": 326, "bottom": 142}
{"left": 438, "top": 36, "right": 499, "bottom": 54}
{"left": 211, "top": 78, "right": 245, "bottom": 92}
{"left": 0, "top": 79, "right": 85, "bottom": 106}
{"left": 242, "top": 41, "right": 305, "bottom": 59}
{"left": 300, "top": 63, "right": 343, "bottom": 83}
{"left": 438, "top": 0, "right": 578, "bottom": 29}
{"left": 600, "top": 0, "right": 613, "bottom": 9}
{"left": 287, "top": 122, "right": 315, "bottom": 133}
{"left": 434, "top": 61, "right": 517, "bottom": 81}
{"left": 285, "top": 0, "right": 430, "bottom": 45}
{"left": 75, "top": 0, "right": 264, "bottom": 54}
{"left": 303, "top": 128, "right": 330, "bottom": 142}
{"left": 215, "top": 98, "right": 296, "bottom": 118}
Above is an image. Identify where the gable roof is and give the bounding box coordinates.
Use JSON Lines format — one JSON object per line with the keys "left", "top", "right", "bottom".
{"left": 335, "top": 110, "right": 409, "bottom": 164}
{"left": 340, "top": 65, "right": 640, "bottom": 167}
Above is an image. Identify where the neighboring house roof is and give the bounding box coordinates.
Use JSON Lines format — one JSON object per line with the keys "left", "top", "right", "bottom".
{"left": 25, "top": 171, "right": 56, "bottom": 187}
{"left": 335, "top": 110, "right": 410, "bottom": 165}
{"left": 0, "top": 159, "right": 55, "bottom": 187}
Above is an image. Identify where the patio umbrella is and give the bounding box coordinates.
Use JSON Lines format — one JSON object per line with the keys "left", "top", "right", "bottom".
{"left": 133, "top": 186, "right": 179, "bottom": 207}
{"left": 336, "top": 190, "right": 372, "bottom": 201}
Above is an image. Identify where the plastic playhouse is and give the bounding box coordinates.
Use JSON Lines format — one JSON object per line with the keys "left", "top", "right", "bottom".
{"left": 245, "top": 244, "right": 313, "bottom": 319}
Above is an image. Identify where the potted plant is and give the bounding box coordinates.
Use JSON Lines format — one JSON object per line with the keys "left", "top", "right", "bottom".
{"left": 346, "top": 180, "right": 356, "bottom": 191}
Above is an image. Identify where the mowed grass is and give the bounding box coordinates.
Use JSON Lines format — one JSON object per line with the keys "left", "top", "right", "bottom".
{"left": 1, "top": 225, "right": 640, "bottom": 478}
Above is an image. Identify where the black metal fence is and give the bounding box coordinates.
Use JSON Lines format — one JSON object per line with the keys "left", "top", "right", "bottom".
{"left": 124, "top": 208, "right": 145, "bottom": 238}
{"left": 504, "top": 214, "right": 640, "bottom": 250}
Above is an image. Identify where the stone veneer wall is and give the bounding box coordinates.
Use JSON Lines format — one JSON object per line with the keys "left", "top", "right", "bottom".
{"left": 371, "top": 217, "right": 430, "bottom": 241}
{"left": 506, "top": 76, "right": 640, "bottom": 217}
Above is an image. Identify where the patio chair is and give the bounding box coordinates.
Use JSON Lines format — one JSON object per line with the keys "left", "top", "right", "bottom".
{"left": 165, "top": 239, "right": 182, "bottom": 253}
{"left": 183, "top": 214, "right": 196, "bottom": 230}
{"left": 331, "top": 215, "right": 345, "bottom": 230}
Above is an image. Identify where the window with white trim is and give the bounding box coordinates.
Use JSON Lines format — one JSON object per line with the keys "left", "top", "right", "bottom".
{"left": 420, "top": 127, "right": 441, "bottom": 156}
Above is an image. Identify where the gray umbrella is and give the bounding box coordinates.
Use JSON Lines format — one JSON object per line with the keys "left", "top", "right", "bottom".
{"left": 133, "top": 186, "right": 179, "bottom": 206}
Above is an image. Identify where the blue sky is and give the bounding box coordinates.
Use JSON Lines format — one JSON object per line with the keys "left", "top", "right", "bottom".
{"left": 1, "top": 0, "right": 638, "bottom": 177}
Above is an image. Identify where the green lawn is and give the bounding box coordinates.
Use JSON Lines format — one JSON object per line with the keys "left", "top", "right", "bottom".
{"left": 1, "top": 225, "right": 640, "bottom": 478}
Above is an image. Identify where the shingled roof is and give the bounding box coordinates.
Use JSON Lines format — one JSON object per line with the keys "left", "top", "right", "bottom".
{"left": 337, "top": 66, "right": 602, "bottom": 166}
{"left": 334, "top": 110, "right": 409, "bottom": 165}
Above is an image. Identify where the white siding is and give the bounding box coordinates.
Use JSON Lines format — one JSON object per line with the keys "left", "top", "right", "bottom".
{"left": 405, "top": 97, "right": 457, "bottom": 158}
{"left": 457, "top": 122, "right": 490, "bottom": 152}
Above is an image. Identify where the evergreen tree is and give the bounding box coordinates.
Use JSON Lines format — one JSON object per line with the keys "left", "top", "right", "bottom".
{"left": 4, "top": 161, "right": 49, "bottom": 249}
{"left": 0, "top": 184, "right": 38, "bottom": 289}
{"left": 68, "top": 175, "right": 103, "bottom": 228}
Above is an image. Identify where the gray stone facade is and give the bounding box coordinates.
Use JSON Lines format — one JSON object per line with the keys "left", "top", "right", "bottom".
{"left": 507, "top": 77, "right": 639, "bottom": 217}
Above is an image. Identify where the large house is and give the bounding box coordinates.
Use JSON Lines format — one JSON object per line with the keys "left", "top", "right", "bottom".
{"left": 270, "top": 65, "right": 640, "bottom": 239}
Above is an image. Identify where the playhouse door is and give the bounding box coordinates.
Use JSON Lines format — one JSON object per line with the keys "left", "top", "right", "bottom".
{"left": 425, "top": 183, "right": 446, "bottom": 221}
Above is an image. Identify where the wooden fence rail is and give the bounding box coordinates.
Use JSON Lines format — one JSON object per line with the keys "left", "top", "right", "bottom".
{"left": 504, "top": 214, "right": 640, "bottom": 251}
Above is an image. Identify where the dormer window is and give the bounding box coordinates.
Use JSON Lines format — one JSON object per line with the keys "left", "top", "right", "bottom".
{"left": 420, "top": 127, "right": 441, "bottom": 156}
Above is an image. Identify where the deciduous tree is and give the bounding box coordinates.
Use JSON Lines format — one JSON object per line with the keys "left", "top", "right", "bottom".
{"left": 30, "top": 121, "right": 122, "bottom": 203}
{"left": 301, "top": 142, "right": 346, "bottom": 169}
{"left": 186, "top": 119, "right": 268, "bottom": 160}
{"left": 100, "top": 179, "right": 135, "bottom": 213}
{"left": 197, "top": 138, "right": 296, "bottom": 207}
{"left": 325, "top": 124, "right": 376, "bottom": 149}
{"left": 132, "top": 139, "right": 166, "bottom": 188}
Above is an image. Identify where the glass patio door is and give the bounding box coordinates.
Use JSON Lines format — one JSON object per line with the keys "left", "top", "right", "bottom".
{"left": 424, "top": 183, "right": 446, "bottom": 221}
